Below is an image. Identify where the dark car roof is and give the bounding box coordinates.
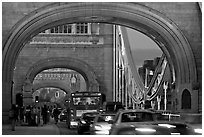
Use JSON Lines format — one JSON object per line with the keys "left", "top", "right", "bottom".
{"left": 82, "top": 112, "right": 99, "bottom": 116}
{"left": 100, "top": 113, "right": 116, "bottom": 116}
{"left": 106, "top": 102, "right": 122, "bottom": 105}
{"left": 83, "top": 112, "right": 99, "bottom": 114}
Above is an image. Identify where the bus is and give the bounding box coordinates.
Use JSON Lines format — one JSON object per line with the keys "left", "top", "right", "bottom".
{"left": 67, "top": 92, "right": 103, "bottom": 128}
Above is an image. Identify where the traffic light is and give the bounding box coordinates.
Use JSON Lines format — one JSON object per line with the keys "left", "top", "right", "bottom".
{"left": 16, "top": 93, "right": 23, "bottom": 107}
{"left": 35, "top": 96, "right": 39, "bottom": 102}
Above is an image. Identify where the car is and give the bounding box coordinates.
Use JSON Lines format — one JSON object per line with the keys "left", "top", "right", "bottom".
{"left": 109, "top": 108, "right": 199, "bottom": 135}
{"left": 77, "top": 111, "right": 99, "bottom": 134}
{"left": 109, "top": 109, "right": 157, "bottom": 134}
{"left": 111, "top": 109, "right": 156, "bottom": 124}
{"left": 151, "top": 121, "right": 201, "bottom": 135}
{"left": 59, "top": 109, "right": 68, "bottom": 122}
{"left": 90, "top": 112, "right": 116, "bottom": 135}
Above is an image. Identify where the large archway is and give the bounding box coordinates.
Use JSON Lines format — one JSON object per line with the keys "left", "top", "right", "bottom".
{"left": 3, "top": 2, "right": 197, "bottom": 117}
{"left": 26, "top": 57, "right": 98, "bottom": 91}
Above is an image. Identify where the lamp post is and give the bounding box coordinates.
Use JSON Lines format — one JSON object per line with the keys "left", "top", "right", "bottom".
{"left": 157, "top": 95, "right": 161, "bottom": 110}
{"left": 163, "top": 81, "right": 168, "bottom": 111}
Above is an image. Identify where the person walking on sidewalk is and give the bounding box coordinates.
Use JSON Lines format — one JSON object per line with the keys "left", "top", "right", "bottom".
{"left": 41, "top": 105, "right": 48, "bottom": 125}
{"left": 53, "top": 106, "right": 60, "bottom": 124}
{"left": 36, "top": 107, "right": 41, "bottom": 126}
{"left": 9, "top": 104, "right": 18, "bottom": 131}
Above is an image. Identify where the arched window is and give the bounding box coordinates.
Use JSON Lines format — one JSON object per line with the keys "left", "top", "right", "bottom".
{"left": 55, "top": 91, "right": 59, "bottom": 98}
{"left": 181, "top": 89, "right": 191, "bottom": 109}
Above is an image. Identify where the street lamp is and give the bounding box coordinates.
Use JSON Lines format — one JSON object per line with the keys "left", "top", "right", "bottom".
{"left": 157, "top": 95, "right": 161, "bottom": 110}
{"left": 163, "top": 81, "right": 168, "bottom": 111}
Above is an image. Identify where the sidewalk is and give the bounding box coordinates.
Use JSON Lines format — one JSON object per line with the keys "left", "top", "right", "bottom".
{"left": 2, "top": 122, "right": 60, "bottom": 135}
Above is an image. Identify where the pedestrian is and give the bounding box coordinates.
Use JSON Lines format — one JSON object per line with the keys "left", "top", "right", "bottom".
{"left": 9, "top": 104, "right": 18, "bottom": 131}
{"left": 41, "top": 105, "right": 48, "bottom": 125}
{"left": 27, "top": 105, "right": 32, "bottom": 125}
{"left": 36, "top": 107, "right": 41, "bottom": 126}
{"left": 53, "top": 106, "right": 60, "bottom": 124}
{"left": 47, "top": 106, "right": 50, "bottom": 124}
{"left": 31, "top": 106, "right": 37, "bottom": 126}
{"left": 19, "top": 106, "right": 24, "bottom": 125}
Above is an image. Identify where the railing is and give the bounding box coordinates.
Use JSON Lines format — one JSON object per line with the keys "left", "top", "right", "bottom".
{"left": 117, "top": 27, "right": 169, "bottom": 105}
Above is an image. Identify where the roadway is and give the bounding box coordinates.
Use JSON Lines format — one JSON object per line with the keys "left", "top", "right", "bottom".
{"left": 2, "top": 117, "right": 201, "bottom": 135}
{"left": 2, "top": 118, "right": 78, "bottom": 135}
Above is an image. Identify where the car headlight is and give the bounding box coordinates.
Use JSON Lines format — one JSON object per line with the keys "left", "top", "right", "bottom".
{"left": 194, "top": 128, "right": 202, "bottom": 134}
{"left": 81, "top": 120, "right": 86, "bottom": 124}
{"left": 135, "top": 128, "right": 156, "bottom": 133}
{"left": 158, "top": 124, "right": 176, "bottom": 128}
{"left": 94, "top": 125, "right": 102, "bottom": 130}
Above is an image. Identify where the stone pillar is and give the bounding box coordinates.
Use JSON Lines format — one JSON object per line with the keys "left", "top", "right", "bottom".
{"left": 22, "top": 78, "right": 33, "bottom": 106}
{"left": 2, "top": 81, "right": 13, "bottom": 124}
{"left": 88, "top": 82, "right": 99, "bottom": 92}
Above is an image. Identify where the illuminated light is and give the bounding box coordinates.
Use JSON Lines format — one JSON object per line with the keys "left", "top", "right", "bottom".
{"left": 158, "top": 124, "right": 176, "bottom": 128}
{"left": 81, "top": 120, "right": 86, "bottom": 124}
{"left": 135, "top": 128, "right": 156, "bottom": 132}
{"left": 171, "top": 133, "right": 180, "bottom": 135}
{"left": 94, "top": 125, "right": 102, "bottom": 130}
{"left": 95, "top": 130, "right": 109, "bottom": 135}
{"left": 105, "top": 116, "right": 112, "bottom": 121}
{"left": 194, "top": 128, "right": 202, "bottom": 134}
{"left": 70, "top": 121, "right": 78, "bottom": 126}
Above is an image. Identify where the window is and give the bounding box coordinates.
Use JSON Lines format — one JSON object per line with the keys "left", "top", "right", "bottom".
{"left": 50, "top": 24, "right": 73, "bottom": 34}
{"left": 121, "top": 112, "right": 153, "bottom": 122}
{"left": 55, "top": 91, "right": 59, "bottom": 98}
{"left": 76, "top": 23, "right": 88, "bottom": 34}
{"left": 63, "top": 24, "right": 72, "bottom": 33}
{"left": 42, "top": 23, "right": 90, "bottom": 34}
{"left": 181, "top": 89, "right": 191, "bottom": 109}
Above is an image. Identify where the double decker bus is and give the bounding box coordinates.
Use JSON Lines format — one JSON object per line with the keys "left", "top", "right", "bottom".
{"left": 67, "top": 92, "right": 103, "bottom": 128}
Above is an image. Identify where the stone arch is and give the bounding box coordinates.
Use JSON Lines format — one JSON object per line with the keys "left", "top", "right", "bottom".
{"left": 2, "top": 2, "right": 197, "bottom": 114}
{"left": 33, "top": 81, "right": 72, "bottom": 95}
{"left": 181, "top": 89, "right": 191, "bottom": 109}
{"left": 26, "top": 57, "right": 99, "bottom": 92}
